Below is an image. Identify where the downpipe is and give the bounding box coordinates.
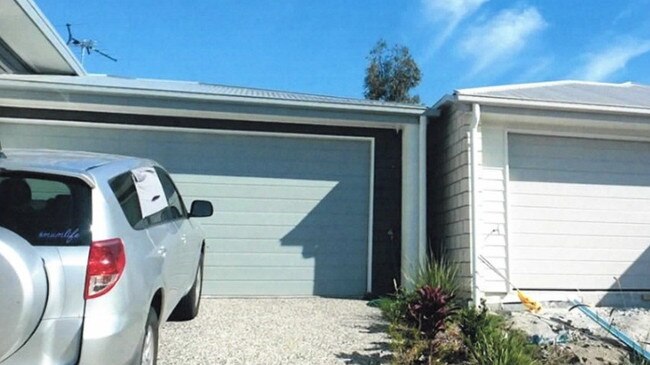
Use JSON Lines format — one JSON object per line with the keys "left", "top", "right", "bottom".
{"left": 470, "top": 103, "right": 481, "bottom": 307}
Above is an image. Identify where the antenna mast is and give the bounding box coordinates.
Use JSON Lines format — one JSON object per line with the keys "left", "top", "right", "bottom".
{"left": 65, "top": 24, "right": 117, "bottom": 65}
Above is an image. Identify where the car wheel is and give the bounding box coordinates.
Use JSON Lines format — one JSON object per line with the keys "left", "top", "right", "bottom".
{"left": 141, "top": 308, "right": 159, "bottom": 365}
{"left": 169, "top": 254, "right": 203, "bottom": 321}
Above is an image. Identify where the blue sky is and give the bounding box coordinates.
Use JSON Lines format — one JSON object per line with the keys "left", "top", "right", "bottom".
{"left": 37, "top": 0, "right": 650, "bottom": 105}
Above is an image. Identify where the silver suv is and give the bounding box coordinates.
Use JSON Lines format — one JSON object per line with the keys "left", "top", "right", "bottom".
{"left": 0, "top": 148, "right": 213, "bottom": 365}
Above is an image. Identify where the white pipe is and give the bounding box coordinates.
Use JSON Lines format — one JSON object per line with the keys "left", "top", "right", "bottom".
{"left": 470, "top": 103, "right": 481, "bottom": 307}
{"left": 418, "top": 115, "right": 428, "bottom": 267}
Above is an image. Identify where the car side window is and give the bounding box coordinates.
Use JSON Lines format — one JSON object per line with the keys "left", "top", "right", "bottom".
{"left": 154, "top": 166, "right": 187, "bottom": 220}
{"left": 110, "top": 167, "right": 187, "bottom": 229}
{"left": 109, "top": 172, "right": 144, "bottom": 229}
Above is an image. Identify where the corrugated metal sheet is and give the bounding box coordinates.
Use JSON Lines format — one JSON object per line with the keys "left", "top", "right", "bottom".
{"left": 456, "top": 80, "right": 650, "bottom": 110}
{"left": 0, "top": 74, "right": 423, "bottom": 110}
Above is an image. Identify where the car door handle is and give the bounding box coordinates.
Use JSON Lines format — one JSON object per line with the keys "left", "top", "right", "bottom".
{"left": 158, "top": 247, "right": 167, "bottom": 257}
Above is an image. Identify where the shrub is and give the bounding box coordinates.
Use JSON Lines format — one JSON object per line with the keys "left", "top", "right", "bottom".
{"left": 406, "top": 285, "right": 456, "bottom": 340}
{"left": 458, "top": 303, "right": 537, "bottom": 365}
{"left": 457, "top": 301, "right": 504, "bottom": 344}
{"left": 414, "top": 256, "right": 459, "bottom": 298}
{"left": 376, "top": 257, "right": 462, "bottom": 364}
{"left": 469, "top": 329, "right": 538, "bottom": 365}
{"left": 376, "top": 289, "right": 415, "bottom": 324}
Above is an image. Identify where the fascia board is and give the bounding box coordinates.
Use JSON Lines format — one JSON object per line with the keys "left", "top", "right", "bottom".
{"left": 479, "top": 104, "right": 650, "bottom": 133}
{"left": 455, "top": 94, "right": 650, "bottom": 118}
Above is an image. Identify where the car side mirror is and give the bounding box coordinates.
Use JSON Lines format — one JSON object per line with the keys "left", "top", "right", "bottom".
{"left": 189, "top": 200, "right": 213, "bottom": 218}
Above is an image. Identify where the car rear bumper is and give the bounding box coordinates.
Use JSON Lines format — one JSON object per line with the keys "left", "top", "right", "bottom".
{"left": 1, "top": 317, "right": 82, "bottom": 365}
{"left": 78, "top": 310, "right": 146, "bottom": 365}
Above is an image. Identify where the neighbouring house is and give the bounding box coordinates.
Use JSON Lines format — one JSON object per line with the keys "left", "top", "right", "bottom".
{"left": 0, "top": 0, "right": 429, "bottom": 298}
{"left": 428, "top": 81, "right": 650, "bottom": 306}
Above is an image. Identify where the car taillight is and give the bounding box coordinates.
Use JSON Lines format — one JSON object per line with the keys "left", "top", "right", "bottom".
{"left": 84, "top": 238, "right": 126, "bottom": 299}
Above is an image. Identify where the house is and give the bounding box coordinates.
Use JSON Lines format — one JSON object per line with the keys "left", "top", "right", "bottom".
{"left": 5, "top": 0, "right": 650, "bottom": 305}
{"left": 428, "top": 81, "right": 650, "bottom": 306}
{"left": 0, "top": 0, "right": 429, "bottom": 298}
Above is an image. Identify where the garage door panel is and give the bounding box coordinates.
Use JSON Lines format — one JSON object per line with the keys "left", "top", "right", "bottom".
{"left": 203, "top": 279, "right": 363, "bottom": 297}
{"left": 203, "top": 280, "right": 317, "bottom": 296}
{"left": 174, "top": 174, "right": 360, "bottom": 187}
{"left": 187, "top": 198, "right": 366, "bottom": 215}
{"left": 203, "top": 225, "right": 366, "bottom": 240}
{"left": 511, "top": 156, "right": 650, "bottom": 176}
{"left": 512, "top": 219, "right": 650, "bottom": 236}
{"left": 1, "top": 122, "right": 371, "bottom": 297}
{"left": 206, "top": 266, "right": 315, "bottom": 281}
{"left": 205, "top": 266, "right": 366, "bottom": 282}
{"left": 179, "top": 184, "right": 367, "bottom": 201}
{"left": 509, "top": 135, "right": 650, "bottom": 162}
{"left": 207, "top": 239, "right": 367, "bottom": 254}
{"left": 511, "top": 181, "right": 650, "bottom": 199}
{"left": 511, "top": 233, "right": 650, "bottom": 250}
{"left": 510, "top": 193, "right": 650, "bottom": 211}
{"left": 508, "top": 134, "right": 650, "bottom": 290}
{"left": 511, "top": 247, "right": 647, "bottom": 262}
{"left": 209, "top": 212, "right": 367, "bottom": 226}
{"left": 509, "top": 275, "right": 645, "bottom": 290}
{"left": 511, "top": 260, "right": 645, "bottom": 275}
{"left": 511, "top": 206, "right": 650, "bottom": 223}
{"left": 206, "top": 252, "right": 363, "bottom": 267}
{"left": 510, "top": 168, "right": 650, "bottom": 186}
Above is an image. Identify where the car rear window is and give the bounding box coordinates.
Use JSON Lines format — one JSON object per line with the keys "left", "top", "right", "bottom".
{"left": 0, "top": 172, "right": 92, "bottom": 246}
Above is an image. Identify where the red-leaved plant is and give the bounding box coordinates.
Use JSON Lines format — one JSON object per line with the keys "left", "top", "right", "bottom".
{"left": 406, "top": 285, "right": 456, "bottom": 340}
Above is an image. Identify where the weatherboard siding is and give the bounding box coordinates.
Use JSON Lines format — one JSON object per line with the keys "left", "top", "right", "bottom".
{"left": 477, "top": 126, "right": 508, "bottom": 294}
{"left": 428, "top": 106, "right": 472, "bottom": 296}
{"left": 429, "top": 111, "right": 510, "bottom": 299}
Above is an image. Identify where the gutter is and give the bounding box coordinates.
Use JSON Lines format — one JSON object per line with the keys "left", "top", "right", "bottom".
{"left": 470, "top": 103, "right": 481, "bottom": 307}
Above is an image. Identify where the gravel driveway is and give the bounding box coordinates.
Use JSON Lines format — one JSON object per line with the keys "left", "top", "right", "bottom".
{"left": 158, "top": 298, "right": 391, "bottom": 365}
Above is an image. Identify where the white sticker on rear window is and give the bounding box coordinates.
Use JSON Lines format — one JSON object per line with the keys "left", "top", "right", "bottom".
{"left": 38, "top": 228, "right": 81, "bottom": 244}
{"left": 132, "top": 167, "right": 168, "bottom": 218}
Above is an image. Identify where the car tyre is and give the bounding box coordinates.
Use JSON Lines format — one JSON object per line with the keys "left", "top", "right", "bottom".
{"left": 141, "top": 308, "right": 159, "bottom": 365}
{"left": 169, "top": 254, "right": 203, "bottom": 321}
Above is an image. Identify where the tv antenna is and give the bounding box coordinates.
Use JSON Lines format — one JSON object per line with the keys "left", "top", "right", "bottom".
{"left": 66, "top": 23, "right": 117, "bottom": 65}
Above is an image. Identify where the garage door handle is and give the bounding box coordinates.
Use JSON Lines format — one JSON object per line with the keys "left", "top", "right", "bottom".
{"left": 158, "top": 247, "right": 167, "bottom": 257}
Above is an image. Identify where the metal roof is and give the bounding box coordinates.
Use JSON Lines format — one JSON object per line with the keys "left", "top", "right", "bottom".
{"left": 453, "top": 80, "right": 650, "bottom": 110}
{"left": 0, "top": 74, "right": 424, "bottom": 112}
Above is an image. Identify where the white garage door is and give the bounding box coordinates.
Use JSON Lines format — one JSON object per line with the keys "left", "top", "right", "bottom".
{"left": 1, "top": 121, "right": 372, "bottom": 297}
{"left": 508, "top": 133, "right": 650, "bottom": 290}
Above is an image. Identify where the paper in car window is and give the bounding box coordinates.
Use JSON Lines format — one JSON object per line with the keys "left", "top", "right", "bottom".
{"left": 132, "top": 167, "right": 168, "bottom": 218}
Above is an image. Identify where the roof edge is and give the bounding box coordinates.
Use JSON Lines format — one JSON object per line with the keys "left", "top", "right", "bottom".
{"left": 454, "top": 80, "right": 635, "bottom": 95}
{"left": 11, "top": 0, "right": 85, "bottom": 75}
{"left": 0, "top": 76, "right": 426, "bottom": 116}
{"left": 455, "top": 94, "right": 650, "bottom": 117}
